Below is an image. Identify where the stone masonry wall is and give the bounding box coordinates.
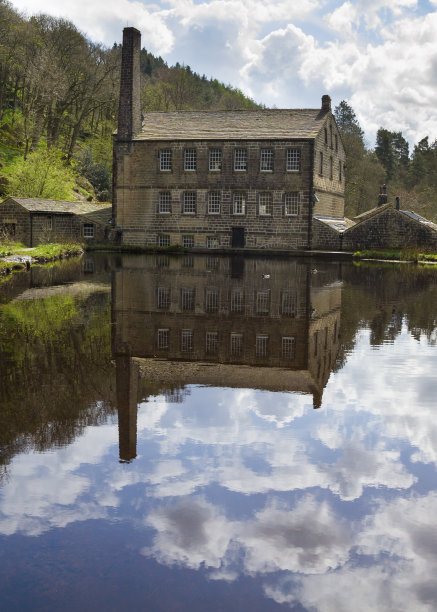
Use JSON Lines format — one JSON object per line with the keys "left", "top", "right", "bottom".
{"left": 311, "top": 217, "right": 342, "bottom": 250}
{"left": 115, "top": 139, "right": 313, "bottom": 249}
{"left": 0, "top": 200, "right": 31, "bottom": 244}
{"left": 343, "top": 207, "right": 437, "bottom": 250}
{"left": 313, "top": 115, "right": 346, "bottom": 219}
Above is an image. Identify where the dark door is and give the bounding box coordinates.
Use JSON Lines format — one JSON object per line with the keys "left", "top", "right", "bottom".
{"left": 232, "top": 227, "right": 245, "bottom": 248}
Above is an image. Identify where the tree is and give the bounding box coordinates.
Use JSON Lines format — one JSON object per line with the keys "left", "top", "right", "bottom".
{"left": 375, "top": 128, "right": 409, "bottom": 183}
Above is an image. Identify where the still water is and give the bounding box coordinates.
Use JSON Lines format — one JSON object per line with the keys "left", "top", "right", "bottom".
{"left": 0, "top": 254, "right": 436, "bottom": 611}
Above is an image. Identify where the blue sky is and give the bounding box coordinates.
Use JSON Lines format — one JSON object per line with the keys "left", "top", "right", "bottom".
{"left": 9, "top": 0, "right": 437, "bottom": 147}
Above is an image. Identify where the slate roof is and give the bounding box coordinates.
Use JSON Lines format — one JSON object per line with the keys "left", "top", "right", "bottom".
{"left": 134, "top": 109, "right": 329, "bottom": 141}
{"left": 4, "top": 198, "right": 112, "bottom": 224}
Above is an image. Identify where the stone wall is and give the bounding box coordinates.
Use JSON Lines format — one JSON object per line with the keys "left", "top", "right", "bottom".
{"left": 313, "top": 115, "right": 346, "bottom": 219}
{"left": 0, "top": 199, "right": 31, "bottom": 244}
{"left": 115, "top": 139, "right": 314, "bottom": 249}
{"left": 343, "top": 207, "right": 437, "bottom": 250}
{"left": 311, "top": 217, "right": 342, "bottom": 250}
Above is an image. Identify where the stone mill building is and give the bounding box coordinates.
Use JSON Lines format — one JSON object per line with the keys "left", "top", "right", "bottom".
{"left": 113, "top": 27, "right": 347, "bottom": 251}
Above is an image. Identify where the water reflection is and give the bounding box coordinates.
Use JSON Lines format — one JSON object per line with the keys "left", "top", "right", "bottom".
{"left": 1, "top": 255, "right": 437, "bottom": 611}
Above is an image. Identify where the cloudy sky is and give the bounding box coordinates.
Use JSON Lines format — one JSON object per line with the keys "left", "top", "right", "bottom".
{"left": 8, "top": 1, "right": 437, "bottom": 150}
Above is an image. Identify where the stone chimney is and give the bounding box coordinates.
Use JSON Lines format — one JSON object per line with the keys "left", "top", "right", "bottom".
{"left": 321, "top": 94, "right": 331, "bottom": 112}
{"left": 117, "top": 27, "right": 142, "bottom": 141}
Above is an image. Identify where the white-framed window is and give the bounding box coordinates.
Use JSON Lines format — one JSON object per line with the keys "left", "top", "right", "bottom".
{"left": 281, "top": 290, "right": 297, "bottom": 316}
{"left": 181, "top": 329, "right": 193, "bottom": 352}
{"left": 158, "top": 191, "right": 171, "bottom": 214}
{"left": 209, "top": 149, "right": 222, "bottom": 171}
{"left": 282, "top": 336, "right": 295, "bottom": 359}
{"left": 157, "top": 328, "right": 169, "bottom": 349}
{"left": 260, "top": 149, "right": 273, "bottom": 172}
{"left": 83, "top": 223, "right": 94, "bottom": 238}
{"left": 184, "top": 148, "right": 196, "bottom": 171}
{"left": 258, "top": 192, "right": 272, "bottom": 216}
{"left": 230, "top": 333, "right": 243, "bottom": 356}
{"left": 256, "top": 334, "right": 268, "bottom": 357}
{"left": 205, "top": 288, "right": 218, "bottom": 312}
{"left": 319, "top": 151, "right": 323, "bottom": 175}
{"left": 284, "top": 192, "right": 299, "bottom": 216}
{"left": 286, "top": 148, "right": 300, "bottom": 172}
{"left": 157, "top": 287, "right": 170, "bottom": 309}
{"left": 208, "top": 191, "right": 221, "bottom": 215}
{"left": 183, "top": 191, "right": 196, "bottom": 214}
{"left": 256, "top": 290, "right": 270, "bottom": 314}
{"left": 206, "top": 236, "right": 219, "bottom": 249}
{"left": 159, "top": 149, "right": 172, "bottom": 171}
{"left": 234, "top": 148, "right": 247, "bottom": 171}
{"left": 158, "top": 234, "right": 170, "bottom": 247}
{"left": 181, "top": 288, "right": 195, "bottom": 310}
{"left": 230, "top": 289, "right": 244, "bottom": 313}
{"left": 233, "top": 193, "right": 246, "bottom": 215}
{"left": 206, "top": 331, "right": 218, "bottom": 354}
{"left": 182, "top": 235, "right": 194, "bottom": 248}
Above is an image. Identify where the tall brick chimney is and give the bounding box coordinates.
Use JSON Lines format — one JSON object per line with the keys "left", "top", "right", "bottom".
{"left": 321, "top": 94, "right": 331, "bottom": 112}
{"left": 118, "top": 27, "right": 141, "bottom": 141}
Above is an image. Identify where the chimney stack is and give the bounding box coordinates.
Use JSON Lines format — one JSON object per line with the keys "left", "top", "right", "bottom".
{"left": 321, "top": 94, "right": 331, "bottom": 112}
{"left": 118, "top": 27, "right": 142, "bottom": 141}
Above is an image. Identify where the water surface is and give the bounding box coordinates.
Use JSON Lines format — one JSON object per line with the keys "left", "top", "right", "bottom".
{"left": 0, "top": 254, "right": 436, "bottom": 611}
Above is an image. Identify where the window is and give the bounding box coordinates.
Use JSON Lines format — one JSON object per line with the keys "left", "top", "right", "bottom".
{"left": 157, "top": 328, "right": 169, "bottom": 349}
{"left": 230, "top": 289, "right": 244, "bottom": 313}
{"left": 285, "top": 192, "right": 299, "bottom": 216}
{"left": 330, "top": 156, "right": 333, "bottom": 180}
{"left": 282, "top": 336, "right": 295, "bottom": 359}
{"left": 230, "top": 333, "right": 243, "bottom": 356}
{"left": 206, "top": 236, "right": 219, "bottom": 249}
{"left": 286, "top": 148, "right": 300, "bottom": 172}
{"left": 258, "top": 193, "right": 272, "bottom": 216}
{"left": 182, "top": 255, "right": 194, "bottom": 267}
{"left": 206, "top": 256, "right": 219, "bottom": 270}
{"left": 157, "top": 287, "right": 170, "bottom": 309}
{"left": 83, "top": 223, "right": 94, "bottom": 238}
{"left": 181, "top": 329, "right": 193, "bottom": 352}
{"left": 234, "top": 148, "right": 247, "bottom": 171}
{"left": 209, "top": 149, "right": 222, "bottom": 171}
{"left": 324, "top": 128, "right": 328, "bottom": 144}
{"left": 156, "top": 255, "right": 169, "bottom": 267}
{"left": 335, "top": 134, "right": 338, "bottom": 152}
{"left": 319, "top": 152, "right": 323, "bottom": 175}
{"left": 256, "top": 334, "right": 268, "bottom": 357}
{"left": 206, "top": 332, "right": 218, "bottom": 354}
{"left": 158, "top": 234, "right": 170, "bottom": 246}
{"left": 183, "top": 192, "right": 196, "bottom": 214}
{"left": 181, "top": 288, "right": 195, "bottom": 310}
{"left": 182, "top": 235, "right": 194, "bottom": 248}
{"left": 281, "top": 290, "right": 297, "bottom": 316}
{"left": 160, "top": 149, "right": 172, "bottom": 171}
{"left": 256, "top": 290, "right": 270, "bottom": 314}
{"left": 208, "top": 191, "right": 221, "bottom": 215}
{"left": 339, "top": 162, "right": 342, "bottom": 182}
{"left": 159, "top": 192, "right": 171, "bottom": 214}
{"left": 260, "top": 149, "right": 273, "bottom": 171}
{"left": 233, "top": 193, "right": 246, "bottom": 215}
{"left": 205, "top": 288, "right": 218, "bottom": 312}
{"left": 330, "top": 124, "right": 333, "bottom": 148}
{"left": 184, "top": 148, "right": 196, "bottom": 171}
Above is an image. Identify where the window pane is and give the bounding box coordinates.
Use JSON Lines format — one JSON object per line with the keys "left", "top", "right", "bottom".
{"left": 181, "top": 288, "right": 195, "bottom": 310}
{"left": 260, "top": 149, "right": 273, "bottom": 171}
{"left": 181, "top": 329, "right": 193, "bottom": 352}
{"left": 284, "top": 193, "right": 299, "bottom": 216}
{"left": 233, "top": 193, "right": 246, "bottom": 215}
{"left": 230, "top": 333, "right": 243, "bottom": 356}
{"left": 157, "top": 328, "right": 169, "bottom": 349}
{"left": 208, "top": 192, "right": 220, "bottom": 214}
{"left": 281, "top": 290, "right": 297, "bottom": 315}
{"left": 157, "top": 287, "right": 170, "bottom": 309}
{"left": 282, "top": 336, "right": 295, "bottom": 358}
{"left": 206, "top": 332, "right": 218, "bottom": 354}
{"left": 258, "top": 193, "right": 272, "bottom": 216}
{"left": 209, "top": 149, "right": 222, "bottom": 171}
{"left": 160, "top": 149, "right": 172, "bottom": 171}
{"left": 205, "top": 289, "right": 218, "bottom": 312}
{"left": 256, "top": 334, "right": 268, "bottom": 357}
{"left": 159, "top": 192, "right": 171, "bottom": 213}
{"left": 206, "top": 236, "right": 219, "bottom": 249}
{"left": 158, "top": 234, "right": 170, "bottom": 246}
{"left": 184, "top": 149, "right": 196, "bottom": 171}
{"left": 83, "top": 223, "right": 94, "bottom": 238}
{"left": 256, "top": 290, "right": 270, "bottom": 314}
{"left": 182, "top": 235, "right": 194, "bottom": 248}
{"left": 286, "top": 149, "right": 300, "bottom": 172}
{"left": 230, "top": 289, "right": 244, "bottom": 313}
{"left": 183, "top": 192, "right": 196, "bottom": 214}
{"left": 234, "top": 149, "right": 247, "bottom": 171}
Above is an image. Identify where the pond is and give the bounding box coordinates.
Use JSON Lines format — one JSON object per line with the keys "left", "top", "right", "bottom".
{"left": 0, "top": 253, "right": 436, "bottom": 611}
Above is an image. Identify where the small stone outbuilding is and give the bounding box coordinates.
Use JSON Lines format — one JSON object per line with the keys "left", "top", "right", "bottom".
{"left": 0, "top": 197, "right": 112, "bottom": 246}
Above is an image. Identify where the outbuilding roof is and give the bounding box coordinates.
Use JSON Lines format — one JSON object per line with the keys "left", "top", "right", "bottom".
{"left": 134, "top": 109, "right": 329, "bottom": 141}
{"left": 4, "top": 198, "right": 111, "bottom": 215}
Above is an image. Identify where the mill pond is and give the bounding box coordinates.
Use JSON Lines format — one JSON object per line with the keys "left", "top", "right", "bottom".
{"left": 0, "top": 253, "right": 436, "bottom": 611}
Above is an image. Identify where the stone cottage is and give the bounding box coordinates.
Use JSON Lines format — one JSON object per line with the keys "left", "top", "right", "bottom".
{"left": 0, "top": 197, "right": 112, "bottom": 246}
{"left": 113, "top": 27, "right": 346, "bottom": 250}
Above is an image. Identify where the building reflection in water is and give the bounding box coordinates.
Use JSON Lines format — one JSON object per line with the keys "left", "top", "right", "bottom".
{"left": 112, "top": 254, "right": 343, "bottom": 462}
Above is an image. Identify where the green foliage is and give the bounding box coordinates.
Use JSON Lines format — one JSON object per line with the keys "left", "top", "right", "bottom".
{"left": 6, "top": 148, "right": 76, "bottom": 199}
{"left": 76, "top": 148, "right": 111, "bottom": 201}
{"left": 375, "top": 128, "right": 409, "bottom": 183}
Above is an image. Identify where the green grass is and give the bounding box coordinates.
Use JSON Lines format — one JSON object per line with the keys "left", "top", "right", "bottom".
{"left": 353, "top": 248, "right": 437, "bottom": 263}
{"left": 353, "top": 249, "right": 401, "bottom": 260}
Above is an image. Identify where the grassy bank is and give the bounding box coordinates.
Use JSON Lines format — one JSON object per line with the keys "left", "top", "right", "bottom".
{"left": 0, "top": 242, "right": 83, "bottom": 281}
{"left": 353, "top": 249, "right": 437, "bottom": 263}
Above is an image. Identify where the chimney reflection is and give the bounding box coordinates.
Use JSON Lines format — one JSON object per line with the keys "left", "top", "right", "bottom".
{"left": 112, "top": 255, "right": 343, "bottom": 460}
